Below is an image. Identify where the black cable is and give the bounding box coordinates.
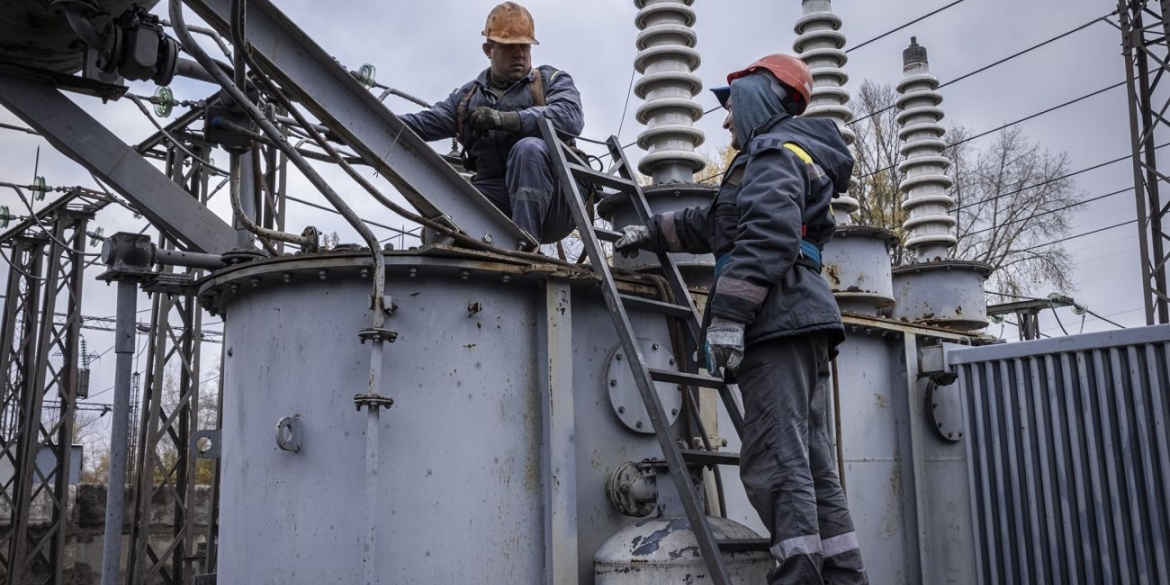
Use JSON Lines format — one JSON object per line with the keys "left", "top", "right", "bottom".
{"left": 963, "top": 186, "right": 1130, "bottom": 237}
{"left": 856, "top": 81, "right": 1124, "bottom": 182}
{"left": 1084, "top": 309, "right": 1128, "bottom": 329}
{"left": 956, "top": 142, "right": 1170, "bottom": 212}
{"left": 1051, "top": 307, "right": 1071, "bottom": 335}
{"left": 1003, "top": 318, "right": 1052, "bottom": 339}
{"left": 847, "top": 0, "right": 971, "bottom": 54}
{"left": 615, "top": 65, "right": 638, "bottom": 142}
{"left": 850, "top": 12, "right": 1114, "bottom": 127}
{"left": 1011, "top": 219, "right": 1135, "bottom": 255}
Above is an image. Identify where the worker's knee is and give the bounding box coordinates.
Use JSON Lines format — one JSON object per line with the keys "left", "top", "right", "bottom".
{"left": 508, "top": 136, "right": 549, "bottom": 165}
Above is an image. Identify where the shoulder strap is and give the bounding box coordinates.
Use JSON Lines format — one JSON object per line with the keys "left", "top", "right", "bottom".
{"left": 529, "top": 68, "right": 546, "bottom": 106}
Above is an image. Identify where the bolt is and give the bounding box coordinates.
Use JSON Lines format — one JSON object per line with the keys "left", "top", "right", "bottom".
{"left": 652, "top": 343, "right": 660, "bottom": 351}
{"left": 409, "top": 267, "right": 417, "bottom": 278}
{"left": 636, "top": 421, "right": 643, "bottom": 429}
{"left": 230, "top": 283, "right": 239, "bottom": 294}
{"left": 618, "top": 406, "right": 625, "bottom": 413}
{"left": 460, "top": 269, "right": 470, "bottom": 280}
{"left": 932, "top": 403, "right": 938, "bottom": 409}
{"left": 482, "top": 233, "right": 494, "bottom": 244}
{"left": 668, "top": 358, "right": 675, "bottom": 366}
{"left": 360, "top": 268, "right": 369, "bottom": 279}
{"left": 610, "top": 379, "right": 617, "bottom": 387}
{"left": 937, "top": 422, "right": 943, "bottom": 428}
{"left": 282, "top": 272, "right": 291, "bottom": 283}
{"left": 318, "top": 269, "right": 327, "bottom": 280}
{"left": 251, "top": 276, "right": 261, "bottom": 288}
{"left": 502, "top": 275, "right": 511, "bottom": 283}
{"left": 616, "top": 354, "right": 623, "bottom": 362}
{"left": 671, "top": 408, "right": 679, "bottom": 416}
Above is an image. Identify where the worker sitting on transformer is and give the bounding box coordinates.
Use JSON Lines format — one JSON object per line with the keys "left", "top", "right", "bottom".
{"left": 400, "top": 1, "right": 583, "bottom": 245}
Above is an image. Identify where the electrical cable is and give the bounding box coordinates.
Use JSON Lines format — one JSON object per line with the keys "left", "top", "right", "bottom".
{"left": 955, "top": 143, "right": 1170, "bottom": 212}
{"left": 1011, "top": 219, "right": 1135, "bottom": 255}
{"left": 847, "top": 0, "right": 972, "bottom": 54}
{"left": 1051, "top": 307, "right": 1071, "bottom": 335}
{"left": 963, "top": 186, "right": 1130, "bottom": 237}
{"left": 856, "top": 81, "right": 1125, "bottom": 182}
{"left": 125, "top": 94, "right": 228, "bottom": 176}
{"left": 615, "top": 65, "right": 638, "bottom": 143}
{"left": 0, "top": 121, "right": 37, "bottom": 135}
{"left": 850, "top": 12, "right": 1114, "bottom": 127}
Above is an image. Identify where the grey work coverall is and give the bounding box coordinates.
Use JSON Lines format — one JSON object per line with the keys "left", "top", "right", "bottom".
{"left": 642, "top": 113, "right": 868, "bottom": 585}
{"left": 400, "top": 66, "right": 583, "bottom": 243}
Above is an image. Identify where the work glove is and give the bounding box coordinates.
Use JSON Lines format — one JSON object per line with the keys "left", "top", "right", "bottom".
{"left": 705, "top": 316, "right": 745, "bottom": 374}
{"left": 614, "top": 224, "right": 651, "bottom": 258}
{"left": 468, "top": 106, "right": 522, "bottom": 136}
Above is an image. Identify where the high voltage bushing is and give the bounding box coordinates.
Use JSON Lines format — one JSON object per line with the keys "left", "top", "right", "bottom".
{"left": 794, "top": 0, "right": 859, "bottom": 220}
{"left": 633, "top": 0, "right": 706, "bottom": 184}
{"left": 891, "top": 38, "right": 991, "bottom": 331}
{"left": 895, "top": 38, "right": 958, "bottom": 263}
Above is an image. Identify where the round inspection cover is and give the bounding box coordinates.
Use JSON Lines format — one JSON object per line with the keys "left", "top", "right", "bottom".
{"left": 605, "top": 338, "right": 682, "bottom": 434}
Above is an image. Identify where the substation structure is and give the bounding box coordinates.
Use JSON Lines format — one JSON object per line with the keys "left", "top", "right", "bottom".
{"left": 0, "top": 0, "right": 1168, "bottom": 584}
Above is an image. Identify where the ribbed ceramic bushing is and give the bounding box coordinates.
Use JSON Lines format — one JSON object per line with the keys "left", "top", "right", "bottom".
{"left": 794, "top": 0, "right": 860, "bottom": 222}
{"left": 895, "top": 37, "right": 957, "bottom": 263}
{"left": 634, "top": 0, "right": 706, "bottom": 184}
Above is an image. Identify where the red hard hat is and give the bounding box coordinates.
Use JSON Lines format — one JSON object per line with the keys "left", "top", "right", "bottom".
{"left": 726, "top": 54, "right": 813, "bottom": 115}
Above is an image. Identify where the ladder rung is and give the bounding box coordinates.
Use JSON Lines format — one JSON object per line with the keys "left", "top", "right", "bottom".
{"left": 718, "top": 538, "right": 770, "bottom": 553}
{"left": 569, "top": 163, "right": 637, "bottom": 192}
{"left": 680, "top": 449, "right": 740, "bottom": 466}
{"left": 649, "top": 369, "right": 724, "bottom": 388}
{"left": 594, "top": 226, "right": 622, "bottom": 242}
{"left": 620, "top": 294, "right": 694, "bottom": 319}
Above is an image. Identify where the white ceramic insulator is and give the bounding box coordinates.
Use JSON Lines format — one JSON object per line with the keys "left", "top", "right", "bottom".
{"left": 896, "top": 43, "right": 958, "bottom": 262}
{"left": 634, "top": 0, "right": 707, "bottom": 184}
{"left": 794, "top": 0, "right": 860, "bottom": 222}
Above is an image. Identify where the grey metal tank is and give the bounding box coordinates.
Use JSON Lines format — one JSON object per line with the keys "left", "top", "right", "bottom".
{"left": 197, "top": 246, "right": 765, "bottom": 583}
{"left": 0, "top": 0, "right": 158, "bottom": 73}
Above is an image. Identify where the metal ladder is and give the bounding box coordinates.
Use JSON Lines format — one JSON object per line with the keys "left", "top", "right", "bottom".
{"left": 539, "top": 118, "right": 765, "bottom": 585}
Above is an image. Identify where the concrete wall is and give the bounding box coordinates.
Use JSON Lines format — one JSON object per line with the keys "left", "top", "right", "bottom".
{"left": 0, "top": 484, "right": 212, "bottom": 584}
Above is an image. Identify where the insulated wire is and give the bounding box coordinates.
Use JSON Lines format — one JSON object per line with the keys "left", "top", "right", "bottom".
{"left": 963, "top": 186, "right": 1131, "bottom": 237}
{"left": 847, "top": 0, "right": 973, "bottom": 53}
{"left": 856, "top": 81, "right": 1125, "bottom": 181}
{"left": 849, "top": 12, "right": 1114, "bottom": 127}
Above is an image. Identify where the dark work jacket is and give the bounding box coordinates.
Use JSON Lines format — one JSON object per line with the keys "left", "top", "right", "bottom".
{"left": 645, "top": 114, "right": 852, "bottom": 349}
{"left": 400, "top": 66, "right": 584, "bottom": 179}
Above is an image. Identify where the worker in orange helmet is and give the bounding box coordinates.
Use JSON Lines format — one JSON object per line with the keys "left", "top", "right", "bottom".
{"left": 401, "top": 2, "right": 584, "bottom": 245}
{"left": 617, "top": 54, "right": 868, "bottom": 585}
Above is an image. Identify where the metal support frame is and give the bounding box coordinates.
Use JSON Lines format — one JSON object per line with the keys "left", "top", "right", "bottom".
{"left": 124, "top": 147, "right": 214, "bottom": 585}
{"left": 0, "top": 204, "right": 95, "bottom": 584}
{"left": 183, "top": 0, "right": 534, "bottom": 250}
{"left": 1119, "top": 0, "right": 1170, "bottom": 324}
{"left": 538, "top": 281, "right": 578, "bottom": 583}
{"left": 0, "top": 71, "right": 237, "bottom": 254}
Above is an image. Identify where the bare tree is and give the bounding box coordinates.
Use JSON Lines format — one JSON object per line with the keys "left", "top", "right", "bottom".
{"left": 852, "top": 80, "right": 1080, "bottom": 296}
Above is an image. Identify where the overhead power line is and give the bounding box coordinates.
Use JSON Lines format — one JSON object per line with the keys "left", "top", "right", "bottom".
{"left": 856, "top": 80, "right": 1124, "bottom": 182}
{"left": 955, "top": 142, "right": 1170, "bottom": 212}
{"left": 964, "top": 186, "right": 1131, "bottom": 237}
{"left": 1012, "top": 219, "right": 1135, "bottom": 255}
{"left": 850, "top": 12, "right": 1115, "bottom": 127}
{"left": 847, "top": 0, "right": 972, "bottom": 54}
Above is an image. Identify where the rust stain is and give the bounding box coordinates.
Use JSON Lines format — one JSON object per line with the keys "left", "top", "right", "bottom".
{"left": 875, "top": 393, "right": 890, "bottom": 409}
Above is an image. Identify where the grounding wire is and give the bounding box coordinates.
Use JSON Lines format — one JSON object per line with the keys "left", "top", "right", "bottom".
{"left": 856, "top": 80, "right": 1126, "bottom": 182}
{"left": 614, "top": 64, "right": 638, "bottom": 143}
{"left": 850, "top": 12, "right": 1115, "bottom": 127}
{"left": 847, "top": 0, "right": 972, "bottom": 54}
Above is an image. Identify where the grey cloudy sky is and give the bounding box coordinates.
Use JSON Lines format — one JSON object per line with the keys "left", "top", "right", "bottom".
{"left": 0, "top": 0, "right": 1149, "bottom": 422}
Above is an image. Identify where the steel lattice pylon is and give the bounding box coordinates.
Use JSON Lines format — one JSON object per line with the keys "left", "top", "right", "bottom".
{"left": 0, "top": 204, "right": 96, "bottom": 584}
{"left": 1120, "top": 0, "right": 1170, "bottom": 324}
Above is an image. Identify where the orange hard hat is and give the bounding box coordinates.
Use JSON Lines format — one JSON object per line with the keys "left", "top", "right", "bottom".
{"left": 483, "top": 2, "right": 540, "bottom": 45}
{"left": 723, "top": 54, "right": 814, "bottom": 115}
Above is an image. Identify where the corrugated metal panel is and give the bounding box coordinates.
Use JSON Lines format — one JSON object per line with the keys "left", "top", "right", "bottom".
{"left": 947, "top": 325, "right": 1170, "bottom": 584}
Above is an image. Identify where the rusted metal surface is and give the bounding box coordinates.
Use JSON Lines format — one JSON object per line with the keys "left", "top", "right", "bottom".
{"left": 822, "top": 226, "right": 899, "bottom": 315}
{"left": 593, "top": 516, "right": 770, "bottom": 583}
{"left": 891, "top": 261, "right": 993, "bottom": 331}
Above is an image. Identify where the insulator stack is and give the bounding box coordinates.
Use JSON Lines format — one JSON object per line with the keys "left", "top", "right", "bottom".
{"left": 633, "top": 0, "right": 706, "bottom": 184}
{"left": 895, "top": 37, "right": 957, "bottom": 262}
{"left": 793, "top": 0, "right": 859, "bottom": 220}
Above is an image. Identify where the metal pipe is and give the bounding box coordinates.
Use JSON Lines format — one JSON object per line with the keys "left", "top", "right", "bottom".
{"left": 63, "top": 7, "right": 109, "bottom": 54}
{"left": 174, "top": 58, "right": 218, "bottom": 83}
{"left": 362, "top": 343, "right": 385, "bottom": 585}
{"left": 100, "top": 279, "right": 137, "bottom": 585}
{"left": 171, "top": 0, "right": 385, "bottom": 324}
{"left": 152, "top": 247, "right": 227, "bottom": 269}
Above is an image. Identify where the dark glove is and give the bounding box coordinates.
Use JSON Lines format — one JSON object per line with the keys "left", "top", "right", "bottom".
{"left": 614, "top": 224, "right": 651, "bottom": 258}
{"left": 468, "top": 106, "right": 522, "bottom": 136}
{"left": 704, "top": 317, "right": 745, "bottom": 374}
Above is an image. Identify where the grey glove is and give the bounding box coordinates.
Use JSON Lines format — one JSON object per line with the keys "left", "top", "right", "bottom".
{"left": 705, "top": 316, "right": 745, "bottom": 374}
{"left": 469, "top": 106, "right": 522, "bottom": 136}
{"left": 614, "top": 225, "right": 651, "bottom": 258}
